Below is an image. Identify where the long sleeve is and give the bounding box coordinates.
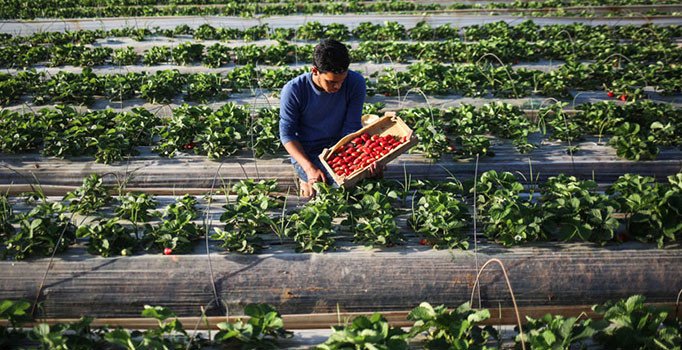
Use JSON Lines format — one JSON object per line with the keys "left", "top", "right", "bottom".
{"left": 279, "top": 81, "right": 300, "bottom": 146}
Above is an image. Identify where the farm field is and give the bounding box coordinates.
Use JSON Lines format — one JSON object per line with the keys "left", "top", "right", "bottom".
{"left": 0, "top": 1, "right": 681, "bottom": 349}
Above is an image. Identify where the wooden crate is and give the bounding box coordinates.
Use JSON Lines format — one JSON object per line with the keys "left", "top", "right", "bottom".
{"left": 319, "top": 112, "right": 418, "bottom": 188}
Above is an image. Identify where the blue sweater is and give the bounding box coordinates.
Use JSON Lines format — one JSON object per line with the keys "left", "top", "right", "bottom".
{"left": 279, "top": 70, "right": 366, "bottom": 156}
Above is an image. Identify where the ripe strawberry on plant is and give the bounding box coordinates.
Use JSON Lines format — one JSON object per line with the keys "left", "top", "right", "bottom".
{"left": 419, "top": 238, "right": 429, "bottom": 245}
{"left": 619, "top": 94, "right": 627, "bottom": 102}
{"left": 607, "top": 91, "right": 615, "bottom": 98}
{"left": 163, "top": 247, "right": 173, "bottom": 255}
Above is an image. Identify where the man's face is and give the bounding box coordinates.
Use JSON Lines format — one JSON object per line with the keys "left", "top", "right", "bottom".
{"left": 312, "top": 67, "right": 348, "bottom": 93}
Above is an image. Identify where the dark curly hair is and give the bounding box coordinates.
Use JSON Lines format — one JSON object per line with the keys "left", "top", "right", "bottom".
{"left": 313, "top": 39, "right": 350, "bottom": 74}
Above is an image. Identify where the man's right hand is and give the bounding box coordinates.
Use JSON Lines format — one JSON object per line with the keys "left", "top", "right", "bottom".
{"left": 301, "top": 165, "right": 326, "bottom": 197}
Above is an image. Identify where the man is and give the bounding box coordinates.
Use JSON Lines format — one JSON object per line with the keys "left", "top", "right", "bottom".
{"left": 279, "top": 39, "right": 367, "bottom": 197}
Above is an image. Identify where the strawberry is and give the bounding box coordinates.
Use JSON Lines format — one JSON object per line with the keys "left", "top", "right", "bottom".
{"left": 163, "top": 247, "right": 173, "bottom": 255}
{"left": 607, "top": 91, "right": 615, "bottom": 98}
{"left": 419, "top": 238, "right": 428, "bottom": 245}
{"left": 619, "top": 94, "right": 627, "bottom": 102}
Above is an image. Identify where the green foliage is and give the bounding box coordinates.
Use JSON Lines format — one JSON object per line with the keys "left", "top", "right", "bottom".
{"left": 540, "top": 175, "right": 619, "bottom": 243}
{"left": 140, "top": 69, "right": 185, "bottom": 103}
{"left": 171, "top": 42, "right": 204, "bottom": 65}
{"left": 145, "top": 197, "right": 201, "bottom": 254}
{"left": 197, "top": 102, "right": 249, "bottom": 160}
{"left": 3, "top": 201, "right": 76, "bottom": 260}
{"left": 115, "top": 192, "right": 158, "bottom": 223}
{"left": 592, "top": 295, "right": 681, "bottom": 349}
{"left": 346, "top": 188, "right": 403, "bottom": 247}
{"left": 76, "top": 218, "right": 137, "bottom": 257}
{"left": 214, "top": 180, "right": 280, "bottom": 254}
{"left": 408, "top": 302, "right": 498, "bottom": 349}
{"left": 215, "top": 304, "right": 292, "bottom": 349}
{"left": 63, "top": 174, "right": 112, "bottom": 215}
{"left": 251, "top": 108, "right": 283, "bottom": 158}
{"left": 319, "top": 313, "right": 409, "bottom": 350}
{"left": 607, "top": 174, "right": 681, "bottom": 247}
{"left": 409, "top": 188, "right": 470, "bottom": 249}
{"left": 287, "top": 183, "right": 346, "bottom": 253}
{"left": 516, "top": 313, "right": 595, "bottom": 349}
{"left": 474, "top": 171, "right": 543, "bottom": 246}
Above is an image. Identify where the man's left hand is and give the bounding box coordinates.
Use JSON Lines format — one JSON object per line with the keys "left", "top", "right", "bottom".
{"left": 368, "top": 163, "right": 386, "bottom": 179}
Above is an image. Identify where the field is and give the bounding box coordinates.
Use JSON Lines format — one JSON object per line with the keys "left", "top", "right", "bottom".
{"left": 0, "top": 1, "right": 681, "bottom": 348}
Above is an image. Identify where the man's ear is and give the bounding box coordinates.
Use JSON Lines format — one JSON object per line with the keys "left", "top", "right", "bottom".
{"left": 311, "top": 66, "right": 319, "bottom": 75}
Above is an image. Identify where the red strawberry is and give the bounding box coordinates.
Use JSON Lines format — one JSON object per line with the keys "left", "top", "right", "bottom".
{"left": 619, "top": 94, "right": 627, "bottom": 102}
{"left": 163, "top": 247, "right": 173, "bottom": 255}
{"left": 419, "top": 238, "right": 428, "bottom": 245}
{"left": 607, "top": 91, "right": 615, "bottom": 98}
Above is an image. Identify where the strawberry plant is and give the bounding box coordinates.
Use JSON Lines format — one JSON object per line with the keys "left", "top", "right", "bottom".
{"left": 346, "top": 190, "right": 402, "bottom": 247}
{"left": 286, "top": 183, "right": 342, "bottom": 253}
{"left": 155, "top": 104, "right": 210, "bottom": 158}
{"left": 319, "top": 312, "right": 409, "bottom": 350}
{"left": 111, "top": 46, "right": 139, "bottom": 65}
{"left": 171, "top": 42, "right": 204, "bottom": 65}
{"left": 63, "top": 174, "right": 112, "bottom": 215}
{"left": 33, "top": 68, "right": 101, "bottom": 105}
{"left": 607, "top": 174, "right": 680, "bottom": 247}
{"left": 540, "top": 175, "right": 619, "bottom": 243}
{"left": 251, "top": 108, "right": 283, "bottom": 158}
{"left": 142, "top": 45, "right": 171, "bottom": 65}
{"left": 197, "top": 102, "right": 249, "bottom": 160}
{"left": 103, "top": 72, "right": 143, "bottom": 101}
{"left": 79, "top": 46, "right": 112, "bottom": 67}
{"left": 30, "top": 316, "right": 108, "bottom": 350}
{"left": 140, "top": 69, "right": 185, "bottom": 103}
{"left": 105, "top": 306, "right": 198, "bottom": 350}
{"left": 538, "top": 102, "right": 585, "bottom": 142}
{"left": 214, "top": 303, "right": 292, "bottom": 349}
{"left": 0, "top": 300, "right": 31, "bottom": 348}
{"left": 408, "top": 302, "right": 498, "bottom": 349}
{"left": 516, "top": 313, "right": 595, "bottom": 349}
{"left": 203, "top": 43, "right": 230, "bottom": 68}
{"left": 0, "top": 195, "right": 13, "bottom": 238}
{"left": 76, "top": 218, "right": 137, "bottom": 257}
{"left": 479, "top": 102, "right": 535, "bottom": 153}
{"left": 445, "top": 104, "right": 492, "bottom": 157}
{"left": 474, "top": 171, "right": 543, "bottom": 246}
{"left": 3, "top": 201, "right": 76, "bottom": 260}
{"left": 592, "top": 295, "right": 681, "bottom": 349}
{"left": 397, "top": 108, "right": 449, "bottom": 159}
{"left": 0, "top": 109, "right": 45, "bottom": 153}
{"left": 145, "top": 205, "right": 201, "bottom": 254}
{"left": 214, "top": 180, "right": 280, "bottom": 254}
{"left": 609, "top": 122, "right": 659, "bottom": 160}
{"left": 185, "top": 72, "right": 226, "bottom": 102}
{"left": 115, "top": 192, "right": 157, "bottom": 241}
{"left": 408, "top": 188, "right": 470, "bottom": 250}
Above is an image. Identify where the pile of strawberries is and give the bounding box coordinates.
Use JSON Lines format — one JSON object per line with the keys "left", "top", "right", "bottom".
{"left": 326, "top": 132, "right": 406, "bottom": 177}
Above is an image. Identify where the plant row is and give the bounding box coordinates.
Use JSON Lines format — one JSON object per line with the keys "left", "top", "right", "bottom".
{"left": 1, "top": 294, "right": 680, "bottom": 349}
{"left": 0, "top": 101, "right": 678, "bottom": 164}
{"left": 1, "top": 172, "right": 679, "bottom": 261}
{"left": 394, "top": 100, "right": 681, "bottom": 161}
{"left": 2, "top": 36, "right": 679, "bottom": 70}
{"left": 0, "top": 103, "right": 282, "bottom": 163}
{"left": 1, "top": 60, "right": 680, "bottom": 108}
{"left": 0, "top": 0, "right": 678, "bottom": 19}
{"left": 2, "top": 21, "right": 679, "bottom": 47}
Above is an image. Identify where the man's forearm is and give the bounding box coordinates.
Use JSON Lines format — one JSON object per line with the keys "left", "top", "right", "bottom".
{"left": 283, "top": 141, "right": 316, "bottom": 171}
